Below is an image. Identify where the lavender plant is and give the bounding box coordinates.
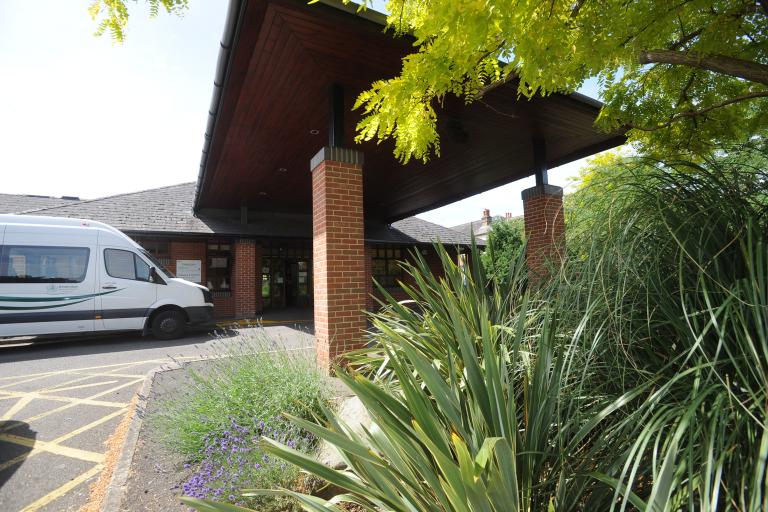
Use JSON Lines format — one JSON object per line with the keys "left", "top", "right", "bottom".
{"left": 149, "top": 328, "right": 330, "bottom": 510}
{"left": 181, "top": 417, "right": 314, "bottom": 510}
{"left": 152, "top": 329, "right": 328, "bottom": 457}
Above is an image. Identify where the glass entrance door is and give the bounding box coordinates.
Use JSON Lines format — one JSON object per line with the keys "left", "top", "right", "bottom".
{"left": 261, "top": 247, "right": 311, "bottom": 309}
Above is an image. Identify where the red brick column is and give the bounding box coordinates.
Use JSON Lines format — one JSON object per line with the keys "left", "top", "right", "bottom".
{"left": 522, "top": 184, "right": 565, "bottom": 280}
{"left": 311, "top": 147, "right": 366, "bottom": 372}
{"left": 232, "top": 239, "right": 257, "bottom": 319}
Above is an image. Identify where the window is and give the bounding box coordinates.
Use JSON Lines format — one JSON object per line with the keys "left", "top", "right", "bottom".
{"left": 104, "top": 249, "right": 150, "bottom": 281}
{"left": 372, "top": 245, "right": 404, "bottom": 288}
{"left": 206, "top": 240, "right": 232, "bottom": 292}
{"left": 134, "top": 238, "right": 170, "bottom": 266}
{"left": 0, "top": 245, "right": 89, "bottom": 283}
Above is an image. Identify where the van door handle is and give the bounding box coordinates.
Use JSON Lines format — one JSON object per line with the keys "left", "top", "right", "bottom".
{"left": 102, "top": 285, "right": 118, "bottom": 290}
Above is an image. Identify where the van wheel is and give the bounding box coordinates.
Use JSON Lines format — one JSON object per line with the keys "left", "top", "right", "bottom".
{"left": 151, "top": 310, "right": 186, "bottom": 340}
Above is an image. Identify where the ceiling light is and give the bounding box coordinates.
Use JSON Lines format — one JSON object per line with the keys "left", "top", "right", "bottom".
{"left": 258, "top": 191, "right": 267, "bottom": 196}
{"left": 277, "top": 167, "right": 288, "bottom": 173}
{"left": 309, "top": 129, "right": 320, "bottom": 135}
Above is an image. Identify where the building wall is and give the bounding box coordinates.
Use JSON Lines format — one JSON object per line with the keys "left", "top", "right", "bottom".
{"left": 367, "top": 245, "right": 459, "bottom": 305}
{"left": 132, "top": 235, "right": 458, "bottom": 321}
{"left": 133, "top": 235, "right": 259, "bottom": 321}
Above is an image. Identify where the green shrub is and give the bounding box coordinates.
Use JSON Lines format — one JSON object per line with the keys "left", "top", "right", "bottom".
{"left": 151, "top": 329, "right": 330, "bottom": 510}
{"left": 480, "top": 217, "right": 525, "bottom": 289}
{"left": 555, "top": 143, "right": 768, "bottom": 511}
{"left": 152, "top": 330, "right": 328, "bottom": 457}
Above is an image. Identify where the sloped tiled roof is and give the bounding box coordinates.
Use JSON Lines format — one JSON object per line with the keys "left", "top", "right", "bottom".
{"left": 450, "top": 215, "right": 522, "bottom": 239}
{"left": 14, "top": 182, "right": 475, "bottom": 246}
{"left": 384, "top": 217, "right": 480, "bottom": 245}
{"left": 0, "top": 194, "right": 82, "bottom": 214}
{"left": 450, "top": 216, "right": 504, "bottom": 238}
{"left": 21, "top": 183, "right": 213, "bottom": 234}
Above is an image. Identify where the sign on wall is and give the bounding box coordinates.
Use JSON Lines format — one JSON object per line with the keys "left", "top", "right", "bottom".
{"left": 176, "top": 260, "right": 202, "bottom": 283}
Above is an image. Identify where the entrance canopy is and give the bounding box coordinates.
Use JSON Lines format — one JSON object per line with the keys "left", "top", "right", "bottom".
{"left": 195, "top": 0, "right": 624, "bottom": 221}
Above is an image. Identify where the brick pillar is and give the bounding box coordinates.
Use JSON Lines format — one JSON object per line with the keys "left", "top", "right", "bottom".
{"left": 233, "top": 239, "right": 257, "bottom": 319}
{"left": 311, "top": 147, "right": 366, "bottom": 372}
{"left": 522, "top": 184, "right": 565, "bottom": 280}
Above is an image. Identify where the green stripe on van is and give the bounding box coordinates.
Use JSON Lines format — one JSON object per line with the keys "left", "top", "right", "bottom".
{"left": 0, "top": 298, "right": 92, "bottom": 310}
{"left": 0, "top": 289, "right": 123, "bottom": 303}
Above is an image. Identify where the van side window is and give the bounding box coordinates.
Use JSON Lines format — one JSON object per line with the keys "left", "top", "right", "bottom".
{"left": 104, "top": 249, "right": 151, "bottom": 282}
{"left": 0, "top": 245, "right": 90, "bottom": 283}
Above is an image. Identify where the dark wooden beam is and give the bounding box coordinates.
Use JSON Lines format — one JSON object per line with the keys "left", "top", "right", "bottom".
{"left": 533, "top": 137, "right": 548, "bottom": 186}
{"left": 329, "top": 83, "right": 344, "bottom": 147}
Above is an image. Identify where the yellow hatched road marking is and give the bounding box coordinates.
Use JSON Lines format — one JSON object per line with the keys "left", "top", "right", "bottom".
{"left": 0, "top": 433, "right": 103, "bottom": 462}
{"left": 0, "top": 355, "right": 200, "bottom": 508}
{"left": 0, "top": 378, "right": 141, "bottom": 432}
{"left": 20, "top": 464, "right": 103, "bottom": 512}
{"left": 52, "top": 407, "right": 128, "bottom": 445}
{"left": 0, "top": 358, "right": 168, "bottom": 381}
{"left": 0, "top": 390, "right": 128, "bottom": 409}
{"left": 73, "top": 371, "right": 145, "bottom": 378}
{"left": 47, "top": 380, "right": 119, "bottom": 393}
{"left": 0, "top": 451, "right": 31, "bottom": 472}
{"left": 1, "top": 395, "right": 34, "bottom": 420}
{"left": 0, "top": 408, "right": 128, "bottom": 472}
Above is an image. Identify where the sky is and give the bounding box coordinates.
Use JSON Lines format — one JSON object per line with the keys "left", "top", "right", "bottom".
{"left": 0, "top": 1, "right": 603, "bottom": 228}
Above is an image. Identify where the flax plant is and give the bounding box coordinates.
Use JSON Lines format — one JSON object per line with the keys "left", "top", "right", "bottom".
{"left": 183, "top": 142, "right": 768, "bottom": 512}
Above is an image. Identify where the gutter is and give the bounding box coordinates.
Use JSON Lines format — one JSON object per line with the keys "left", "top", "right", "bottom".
{"left": 193, "top": 0, "right": 248, "bottom": 212}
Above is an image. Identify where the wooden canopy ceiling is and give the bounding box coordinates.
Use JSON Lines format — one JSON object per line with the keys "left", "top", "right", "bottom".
{"left": 195, "top": 0, "right": 624, "bottom": 221}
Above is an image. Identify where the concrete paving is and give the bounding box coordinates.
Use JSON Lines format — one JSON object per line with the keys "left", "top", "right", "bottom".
{"left": 0, "top": 324, "right": 315, "bottom": 512}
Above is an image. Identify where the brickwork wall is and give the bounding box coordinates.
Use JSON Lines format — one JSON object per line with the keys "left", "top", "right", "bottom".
{"left": 167, "top": 240, "right": 207, "bottom": 284}
{"left": 312, "top": 157, "right": 366, "bottom": 372}
{"left": 232, "top": 239, "right": 258, "bottom": 319}
{"left": 522, "top": 185, "right": 565, "bottom": 281}
{"left": 212, "top": 296, "right": 235, "bottom": 318}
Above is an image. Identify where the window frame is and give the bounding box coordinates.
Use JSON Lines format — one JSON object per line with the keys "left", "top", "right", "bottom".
{"left": 371, "top": 245, "right": 405, "bottom": 289}
{"left": 103, "top": 248, "right": 152, "bottom": 282}
{"left": 0, "top": 245, "right": 90, "bottom": 284}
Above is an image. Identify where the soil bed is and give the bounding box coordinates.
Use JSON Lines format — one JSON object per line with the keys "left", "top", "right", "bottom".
{"left": 119, "top": 366, "right": 198, "bottom": 511}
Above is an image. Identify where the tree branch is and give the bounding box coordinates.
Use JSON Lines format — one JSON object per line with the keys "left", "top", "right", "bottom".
{"left": 570, "top": 0, "right": 587, "bottom": 19}
{"left": 668, "top": 27, "right": 703, "bottom": 50}
{"left": 638, "top": 49, "right": 768, "bottom": 85}
{"left": 628, "top": 90, "right": 768, "bottom": 131}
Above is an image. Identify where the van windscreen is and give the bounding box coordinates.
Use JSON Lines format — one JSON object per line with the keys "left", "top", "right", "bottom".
{"left": 141, "top": 249, "right": 175, "bottom": 278}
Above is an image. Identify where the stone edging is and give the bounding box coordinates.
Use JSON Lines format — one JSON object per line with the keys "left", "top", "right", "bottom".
{"left": 100, "top": 361, "right": 183, "bottom": 512}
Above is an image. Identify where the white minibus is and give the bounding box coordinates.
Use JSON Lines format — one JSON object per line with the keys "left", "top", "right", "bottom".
{"left": 0, "top": 215, "right": 214, "bottom": 340}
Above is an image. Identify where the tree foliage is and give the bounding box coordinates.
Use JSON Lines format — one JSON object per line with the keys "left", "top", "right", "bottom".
{"left": 91, "top": 1, "right": 768, "bottom": 161}
{"left": 480, "top": 217, "right": 525, "bottom": 289}
{"left": 352, "top": 0, "right": 768, "bottom": 162}
{"left": 88, "top": 0, "right": 188, "bottom": 42}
